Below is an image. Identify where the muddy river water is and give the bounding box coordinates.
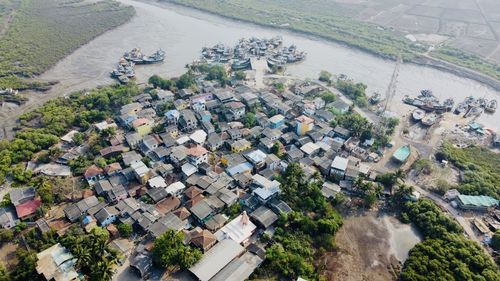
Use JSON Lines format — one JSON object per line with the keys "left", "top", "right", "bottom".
{"left": 36, "top": 0, "right": 499, "bottom": 130}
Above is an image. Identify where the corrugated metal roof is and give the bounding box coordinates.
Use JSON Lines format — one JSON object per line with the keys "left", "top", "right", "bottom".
{"left": 189, "top": 239, "right": 244, "bottom": 281}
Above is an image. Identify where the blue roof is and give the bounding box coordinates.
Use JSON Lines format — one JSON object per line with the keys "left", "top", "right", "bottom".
{"left": 82, "top": 215, "right": 93, "bottom": 225}
{"left": 227, "top": 162, "right": 253, "bottom": 177}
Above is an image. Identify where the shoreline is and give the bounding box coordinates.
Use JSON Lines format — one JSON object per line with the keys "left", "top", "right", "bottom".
{"left": 0, "top": 5, "right": 137, "bottom": 140}
{"left": 157, "top": 0, "right": 500, "bottom": 92}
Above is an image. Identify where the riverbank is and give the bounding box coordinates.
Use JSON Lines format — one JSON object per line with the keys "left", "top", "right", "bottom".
{"left": 159, "top": 0, "right": 500, "bottom": 91}
{"left": 0, "top": 0, "right": 135, "bottom": 90}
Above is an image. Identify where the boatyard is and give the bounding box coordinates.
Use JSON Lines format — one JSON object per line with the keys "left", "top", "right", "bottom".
{"left": 110, "top": 48, "right": 165, "bottom": 83}
{"left": 196, "top": 37, "right": 306, "bottom": 72}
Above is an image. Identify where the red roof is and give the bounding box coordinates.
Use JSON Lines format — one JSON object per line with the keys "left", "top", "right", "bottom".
{"left": 16, "top": 199, "right": 42, "bottom": 218}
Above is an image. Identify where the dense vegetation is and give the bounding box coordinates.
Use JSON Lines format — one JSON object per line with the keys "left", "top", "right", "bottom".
{"left": 0, "top": 84, "right": 139, "bottom": 184}
{"left": 334, "top": 78, "right": 368, "bottom": 107}
{"left": 255, "top": 163, "right": 343, "bottom": 280}
{"left": 153, "top": 229, "right": 202, "bottom": 270}
{"left": 0, "top": 0, "right": 135, "bottom": 88}
{"left": 439, "top": 143, "right": 500, "bottom": 199}
{"left": 60, "top": 227, "right": 119, "bottom": 281}
{"left": 400, "top": 199, "right": 499, "bottom": 281}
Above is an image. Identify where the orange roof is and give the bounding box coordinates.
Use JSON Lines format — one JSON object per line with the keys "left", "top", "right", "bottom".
{"left": 186, "top": 145, "right": 208, "bottom": 157}
{"left": 184, "top": 186, "right": 203, "bottom": 200}
{"left": 190, "top": 229, "right": 217, "bottom": 249}
{"left": 132, "top": 118, "right": 150, "bottom": 128}
{"left": 84, "top": 165, "right": 103, "bottom": 179}
{"left": 173, "top": 207, "right": 191, "bottom": 220}
{"left": 296, "top": 115, "right": 314, "bottom": 124}
{"left": 104, "top": 162, "right": 122, "bottom": 174}
{"left": 16, "top": 198, "right": 41, "bottom": 218}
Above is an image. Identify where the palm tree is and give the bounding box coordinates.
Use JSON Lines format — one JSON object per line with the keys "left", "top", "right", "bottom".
{"left": 73, "top": 244, "right": 91, "bottom": 270}
{"left": 91, "top": 258, "right": 115, "bottom": 281}
{"left": 394, "top": 169, "right": 406, "bottom": 183}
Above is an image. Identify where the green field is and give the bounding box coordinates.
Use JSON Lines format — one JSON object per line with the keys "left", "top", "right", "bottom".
{"left": 0, "top": 0, "right": 135, "bottom": 89}
{"left": 164, "top": 0, "right": 500, "bottom": 82}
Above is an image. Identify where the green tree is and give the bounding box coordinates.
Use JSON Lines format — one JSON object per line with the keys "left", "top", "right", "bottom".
{"left": 117, "top": 224, "right": 133, "bottom": 238}
{"left": 490, "top": 230, "right": 500, "bottom": 251}
{"left": 0, "top": 229, "right": 13, "bottom": 243}
{"left": 0, "top": 264, "right": 9, "bottom": 281}
{"left": 234, "top": 70, "right": 246, "bottom": 80}
{"left": 318, "top": 70, "right": 332, "bottom": 83}
{"left": 274, "top": 82, "right": 285, "bottom": 93}
{"left": 72, "top": 132, "right": 85, "bottom": 145}
{"left": 243, "top": 112, "right": 256, "bottom": 128}
{"left": 176, "top": 72, "right": 196, "bottom": 89}
{"left": 321, "top": 91, "right": 336, "bottom": 103}
{"left": 153, "top": 230, "right": 202, "bottom": 270}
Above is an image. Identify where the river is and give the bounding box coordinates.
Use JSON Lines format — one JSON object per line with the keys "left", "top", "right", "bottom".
{"left": 33, "top": 0, "right": 499, "bottom": 130}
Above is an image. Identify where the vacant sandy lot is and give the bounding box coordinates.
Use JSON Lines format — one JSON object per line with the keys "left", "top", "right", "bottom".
{"left": 320, "top": 213, "right": 421, "bottom": 281}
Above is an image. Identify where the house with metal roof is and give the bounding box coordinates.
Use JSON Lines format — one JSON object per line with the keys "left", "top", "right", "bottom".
{"left": 210, "top": 252, "right": 263, "bottom": 281}
{"left": 215, "top": 212, "right": 256, "bottom": 244}
{"left": 456, "top": 195, "right": 498, "bottom": 211}
{"left": 250, "top": 206, "right": 278, "bottom": 229}
{"left": 189, "top": 239, "right": 245, "bottom": 281}
{"left": 36, "top": 243, "right": 79, "bottom": 281}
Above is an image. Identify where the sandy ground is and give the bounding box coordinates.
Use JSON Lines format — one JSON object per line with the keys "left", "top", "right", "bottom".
{"left": 0, "top": 242, "right": 18, "bottom": 270}
{"left": 320, "top": 213, "right": 419, "bottom": 281}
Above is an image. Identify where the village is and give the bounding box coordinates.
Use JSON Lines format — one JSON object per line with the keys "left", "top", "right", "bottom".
{"left": 0, "top": 38, "right": 499, "bottom": 281}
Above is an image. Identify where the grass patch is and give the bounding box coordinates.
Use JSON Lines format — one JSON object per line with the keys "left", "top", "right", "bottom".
{"left": 431, "top": 47, "right": 500, "bottom": 81}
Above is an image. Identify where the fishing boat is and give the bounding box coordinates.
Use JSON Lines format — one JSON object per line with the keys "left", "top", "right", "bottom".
{"left": 369, "top": 92, "right": 382, "bottom": 104}
{"left": 421, "top": 113, "right": 439, "bottom": 126}
{"left": 412, "top": 109, "right": 425, "bottom": 122}
{"left": 485, "top": 99, "right": 497, "bottom": 113}
{"left": 454, "top": 102, "right": 468, "bottom": 115}
{"left": 117, "top": 76, "right": 129, "bottom": 84}
{"left": 443, "top": 98, "right": 454, "bottom": 111}
{"left": 392, "top": 145, "right": 411, "bottom": 163}
{"left": 465, "top": 105, "right": 484, "bottom": 118}
{"left": 231, "top": 58, "right": 251, "bottom": 70}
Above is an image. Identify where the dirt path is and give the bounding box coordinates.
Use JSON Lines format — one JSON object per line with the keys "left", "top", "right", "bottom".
{"left": 0, "top": 13, "right": 13, "bottom": 37}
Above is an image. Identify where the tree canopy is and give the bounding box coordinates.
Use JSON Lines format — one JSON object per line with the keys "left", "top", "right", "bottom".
{"left": 400, "top": 199, "right": 499, "bottom": 281}
{"left": 153, "top": 230, "right": 202, "bottom": 270}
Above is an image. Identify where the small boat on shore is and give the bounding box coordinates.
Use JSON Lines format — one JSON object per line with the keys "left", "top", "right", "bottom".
{"left": 117, "top": 76, "right": 129, "bottom": 84}
{"left": 232, "top": 58, "right": 251, "bottom": 70}
{"left": 485, "top": 99, "right": 497, "bottom": 113}
{"left": 412, "top": 109, "right": 425, "bottom": 122}
{"left": 443, "top": 98, "right": 454, "bottom": 111}
{"left": 422, "top": 113, "right": 439, "bottom": 126}
{"left": 454, "top": 102, "right": 467, "bottom": 115}
{"left": 369, "top": 92, "right": 382, "bottom": 104}
{"left": 465, "top": 105, "right": 483, "bottom": 118}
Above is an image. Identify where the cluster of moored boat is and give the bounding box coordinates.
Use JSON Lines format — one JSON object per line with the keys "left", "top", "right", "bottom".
{"left": 405, "top": 89, "right": 497, "bottom": 122}
{"left": 403, "top": 89, "right": 454, "bottom": 113}
{"left": 454, "top": 96, "right": 496, "bottom": 117}
{"left": 199, "top": 36, "right": 306, "bottom": 71}
{"left": 110, "top": 48, "right": 165, "bottom": 84}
